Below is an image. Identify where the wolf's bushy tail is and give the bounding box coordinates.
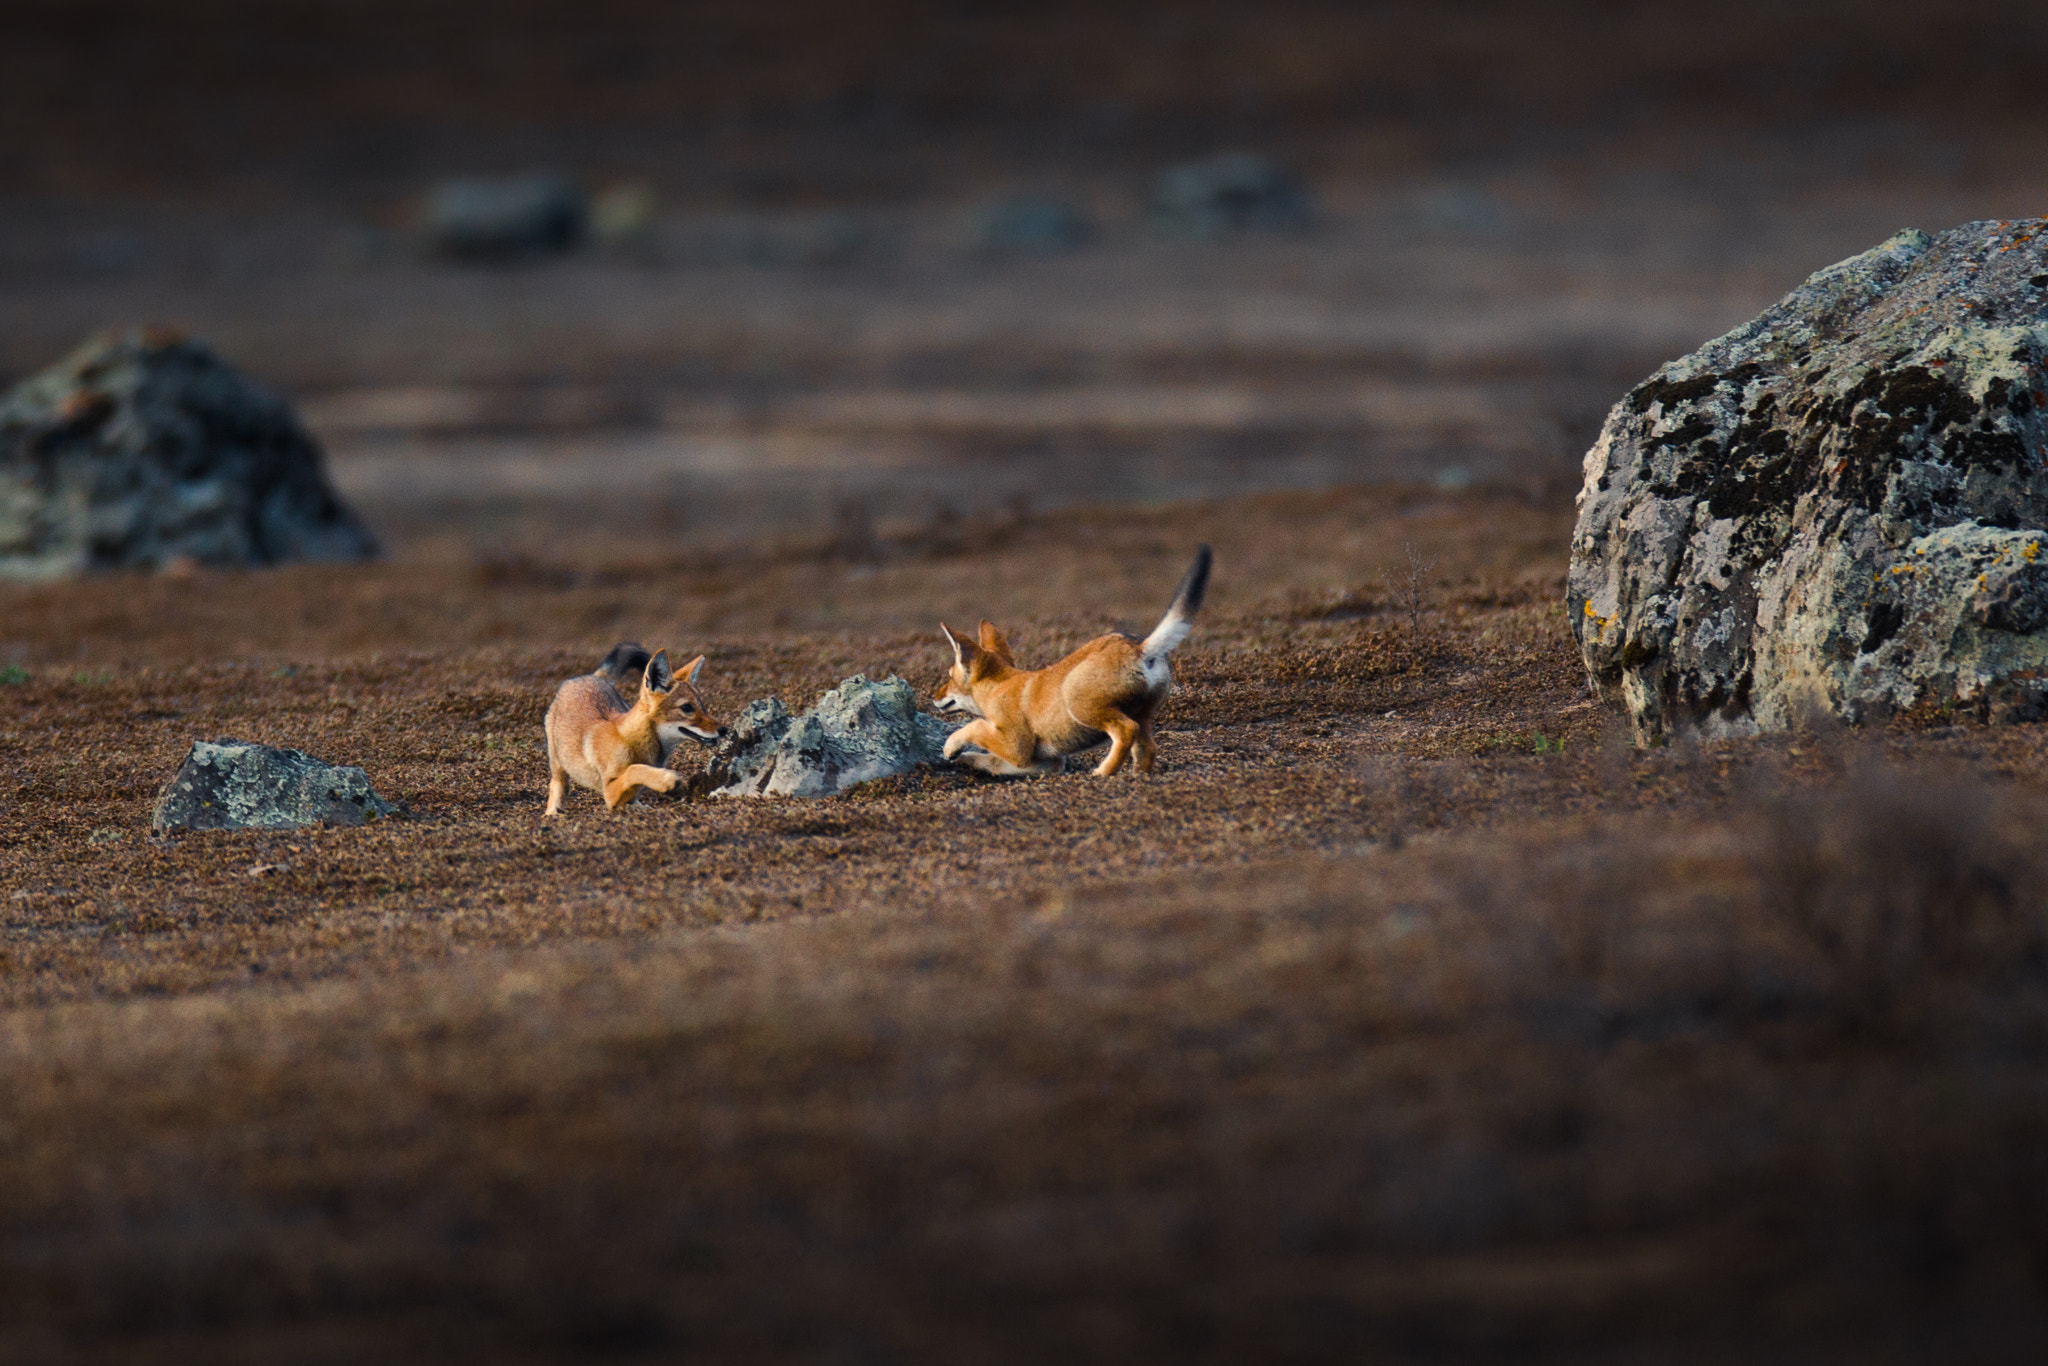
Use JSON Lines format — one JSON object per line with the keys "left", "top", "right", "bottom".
{"left": 597, "top": 641, "right": 653, "bottom": 685}
{"left": 1141, "top": 545, "right": 1213, "bottom": 658}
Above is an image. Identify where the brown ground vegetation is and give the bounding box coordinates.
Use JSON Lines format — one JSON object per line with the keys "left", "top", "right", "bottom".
{"left": 3, "top": 487, "right": 2047, "bottom": 1361}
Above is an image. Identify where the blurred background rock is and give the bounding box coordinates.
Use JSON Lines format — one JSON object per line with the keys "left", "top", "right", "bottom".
{"left": 1150, "top": 153, "right": 1310, "bottom": 237}
{"left": 416, "top": 174, "right": 588, "bottom": 261}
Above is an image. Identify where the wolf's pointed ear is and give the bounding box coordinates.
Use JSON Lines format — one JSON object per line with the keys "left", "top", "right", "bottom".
{"left": 977, "top": 619, "right": 1011, "bottom": 659}
{"left": 644, "top": 649, "right": 674, "bottom": 692}
{"left": 940, "top": 622, "right": 976, "bottom": 669}
{"left": 680, "top": 654, "right": 706, "bottom": 686}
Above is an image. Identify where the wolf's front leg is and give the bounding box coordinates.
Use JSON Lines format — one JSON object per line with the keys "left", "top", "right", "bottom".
{"left": 956, "top": 750, "right": 1056, "bottom": 777}
{"left": 943, "top": 719, "right": 999, "bottom": 760}
{"left": 943, "top": 719, "right": 1051, "bottom": 776}
{"left": 603, "top": 763, "right": 680, "bottom": 810}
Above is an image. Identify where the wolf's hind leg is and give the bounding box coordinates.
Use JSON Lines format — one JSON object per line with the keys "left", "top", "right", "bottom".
{"left": 1090, "top": 713, "right": 1142, "bottom": 777}
{"left": 1068, "top": 698, "right": 1142, "bottom": 777}
{"left": 1134, "top": 719, "right": 1160, "bottom": 774}
{"left": 545, "top": 751, "right": 569, "bottom": 816}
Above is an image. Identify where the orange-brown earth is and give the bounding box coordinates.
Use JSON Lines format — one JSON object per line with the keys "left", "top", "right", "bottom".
{"left": 3, "top": 487, "right": 2047, "bottom": 1362}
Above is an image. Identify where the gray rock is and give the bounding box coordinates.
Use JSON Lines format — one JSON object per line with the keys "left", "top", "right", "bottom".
{"left": 1152, "top": 153, "right": 1310, "bottom": 238}
{"left": 705, "top": 675, "right": 954, "bottom": 797}
{"left": 1570, "top": 220, "right": 2048, "bottom": 741}
{"left": 419, "top": 174, "right": 587, "bottom": 260}
{"left": 152, "top": 739, "right": 400, "bottom": 831}
{"left": 0, "top": 330, "right": 378, "bottom": 582}
{"left": 976, "top": 197, "right": 1091, "bottom": 255}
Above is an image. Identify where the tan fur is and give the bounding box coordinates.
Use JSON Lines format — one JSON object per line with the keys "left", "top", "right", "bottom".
{"left": 933, "top": 545, "right": 1209, "bottom": 778}
{"left": 931, "top": 546, "right": 1210, "bottom": 778}
{"left": 544, "top": 649, "right": 721, "bottom": 815}
{"left": 934, "top": 622, "right": 1168, "bottom": 777}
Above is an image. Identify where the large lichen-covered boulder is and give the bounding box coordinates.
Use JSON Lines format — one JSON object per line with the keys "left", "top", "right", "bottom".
{"left": 152, "top": 739, "right": 400, "bottom": 831}
{"left": 0, "top": 329, "right": 377, "bottom": 582}
{"left": 1570, "top": 220, "right": 2048, "bottom": 741}
{"left": 704, "top": 675, "right": 953, "bottom": 798}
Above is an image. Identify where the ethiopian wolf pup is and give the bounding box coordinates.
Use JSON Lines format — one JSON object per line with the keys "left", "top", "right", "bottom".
{"left": 933, "top": 545, "right": 1212, "bottom": 778}
{"left": 544, "top": 643, "right": 722, "bottom": 815}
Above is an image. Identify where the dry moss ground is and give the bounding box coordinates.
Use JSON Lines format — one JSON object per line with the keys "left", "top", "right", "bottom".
{"left": 3, "top": 487, "right": 2047, "bottom": 1362}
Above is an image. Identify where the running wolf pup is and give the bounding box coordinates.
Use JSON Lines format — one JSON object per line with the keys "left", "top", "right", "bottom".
{"left": 933, "top": 545, "right": 1212, "bottom": 777}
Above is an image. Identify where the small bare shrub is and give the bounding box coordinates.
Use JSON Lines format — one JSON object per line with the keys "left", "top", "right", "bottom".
{"left": 1387, "top": 542, "right": 1435, "bottom": 633}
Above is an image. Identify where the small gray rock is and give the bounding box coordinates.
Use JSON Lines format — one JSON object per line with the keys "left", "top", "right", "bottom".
{"left": 419, "top": 174, "right": 587, "bottom": 261}
{"left": 0, "top": 330, "right": 378, "bottom": 582}
{"left": 152, "top": 739, "right": 400, "bottom": 831}
{"left": 1152, "top": 153, "right": 1310, "bottom": 238}
{"left": 705, "top": 675, "right": 954, "bottom": 798}
{"left": 1571, "top": 219, "right": 2048, "bottom": 740}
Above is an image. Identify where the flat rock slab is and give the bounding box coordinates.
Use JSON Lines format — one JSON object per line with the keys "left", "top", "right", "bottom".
{"left": 1570, "top": 218, "right": 2048, "bottom": 740}
{"left": 704, "top": 675, "right": 954, "bottom": 798}
{"left": 152, "top": 739, "right": 400, "bottom": 831}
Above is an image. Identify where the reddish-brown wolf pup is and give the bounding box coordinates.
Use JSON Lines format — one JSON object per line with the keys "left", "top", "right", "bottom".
{"left": 544, "top": 643, "right": 722, "bottom": 815}
{"left": 934, "top": 545, "right": 1212, "bottom": 777}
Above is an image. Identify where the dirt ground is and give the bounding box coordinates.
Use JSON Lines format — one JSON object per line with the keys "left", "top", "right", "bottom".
{"left": 5, "top": 488, "right": 2048, "bottom": 1362}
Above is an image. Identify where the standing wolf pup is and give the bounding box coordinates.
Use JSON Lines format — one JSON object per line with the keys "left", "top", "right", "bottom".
{"left": 934, "top": 545, "right": 1211, "bottom": 777}
{"left": 544, "top": 643, "right": 722, "bottom": 815}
